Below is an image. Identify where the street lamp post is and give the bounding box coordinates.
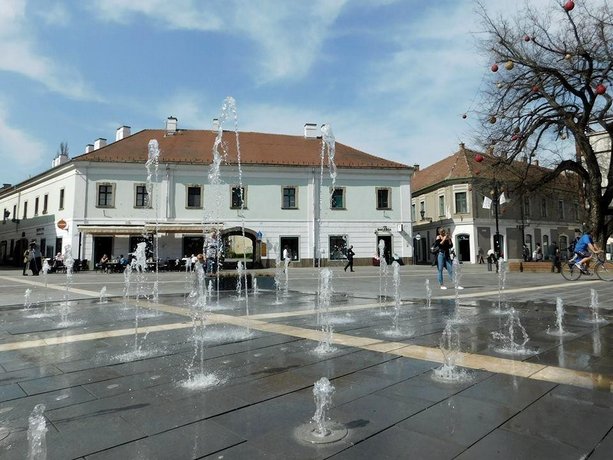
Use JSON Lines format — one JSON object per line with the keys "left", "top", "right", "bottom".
{"left": 491, "top": 183, "right": 502, "bottom": 257}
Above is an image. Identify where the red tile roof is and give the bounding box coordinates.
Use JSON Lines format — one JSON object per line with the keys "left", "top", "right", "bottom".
{"left": 413, "top": 145, "right": 577, "bottom": 193}
{"left": 73, "top": 129, "right": 410, "bottom": 170}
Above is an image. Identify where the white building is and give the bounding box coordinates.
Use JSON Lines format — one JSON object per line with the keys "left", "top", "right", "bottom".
{"left": 0, "top": 120, "right": 414, "bottom": 268}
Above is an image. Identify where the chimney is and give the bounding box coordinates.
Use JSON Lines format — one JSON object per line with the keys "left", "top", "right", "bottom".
{"left": 115, "top": 125, "right": 131, "bottom": 141}
{"left": 51, "top": 151, "right": 69, "bottom": 168}
{"left": 413, "top": 164, "right": 420, "bottom": 171}
{"left": 459, "top": 142, "right": 465, "bottom": 151}
{"left": 165, "top": 116, "right": 177, "bottom": 134}
{"left": 212, "top": 118, "right": 220, "bottom": 131}
{"left": 304, "top": 123, "right": 318, "bottom": 139}
{"left": 534, "top": 159, "right": 539, "bottom": 166}
{"left": 94, "top": 138, "right": 107, "bottom": 150}
{"left": 85, "top": 144, "right": 94, "bottom": 153}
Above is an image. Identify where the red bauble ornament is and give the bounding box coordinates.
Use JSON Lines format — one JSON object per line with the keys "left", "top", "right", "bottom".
{"left": 596, "top": 83, "right": 607, "bottom": 95}
{"left": 475, "top": 154, "right": 484, "bottom": 163}
{"left": 523, "top": 35, "right": 531, "bottom": 42}
{"left": 511, "top": 134, "right": 520, "bottom": 141}
{"left": 491, "top": 64, "right": 499, "bottom": 72}
{"left": 563, "top": 1, "right": 575, "bottom": 11}
{"left": 532, "top": 85, "right": 540, "bottom": 93}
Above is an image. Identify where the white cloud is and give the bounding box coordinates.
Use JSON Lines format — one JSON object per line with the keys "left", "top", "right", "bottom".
{"left": 90, "top": 0, "right": 224, "bottom": 29}
{"left": 233, "top": 0, "right": 347, "bottom": 82}
{"left": 0, "top": 102, "right": 46, "bottom": 176}
{"left": 89, "top": 0, "right": 347, "bottom": 82}
{"left": 155, "top": 91, "right": 215, "bottom": 130}
{"left": 0, "top": 0, "right": 99, "bottom": 101}
{"left": 36, "top": 3, "right": 71, "bottom": 26}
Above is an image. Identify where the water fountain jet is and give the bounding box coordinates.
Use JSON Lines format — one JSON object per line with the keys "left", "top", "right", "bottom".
{"left": 433, "top": 321, "right": 472, "bottom": 383}
{"left": 295, "top": 377, "right": 347, "bottom": 444}
{"left": 27, "top": 403, "right": 47, "bottom": 460}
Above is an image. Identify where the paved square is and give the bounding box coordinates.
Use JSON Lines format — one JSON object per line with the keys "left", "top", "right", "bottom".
{"left": 0, "top": 264, "right": 611, "bottom": 459}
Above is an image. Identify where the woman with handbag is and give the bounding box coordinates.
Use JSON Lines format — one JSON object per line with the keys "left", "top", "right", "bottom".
{"left": 436, "top": 229, "right": 463, "bottom": 290}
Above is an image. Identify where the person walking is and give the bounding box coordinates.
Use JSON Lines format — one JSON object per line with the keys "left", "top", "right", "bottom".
{"left": 282, "top": 245, "right": 293, "bottom": 273}
{"left": 344, "top": 245, "right": 355, "bottom": 272}
{"left": 436, "top": 229, "right": 463, "bottom": 290}
{"left": 550, "top": 241, "right": 561, "bottom": 273}
{"left": 29, "top": 242, "right": 42, "bottom": 276}
{"left": 22, "top": 247, "right": 30, "bottom": 276}
{"left": 477, "top": 247, "right": 485, "bottom": 264}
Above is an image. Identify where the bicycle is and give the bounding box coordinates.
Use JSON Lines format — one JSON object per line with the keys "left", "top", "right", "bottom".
{"left": 561, "top": 253, "right": 613, "bottom": 281}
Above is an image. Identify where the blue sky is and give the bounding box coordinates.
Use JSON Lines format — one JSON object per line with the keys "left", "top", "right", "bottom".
{"left": 0, "top": 0, "right": 556, "bottom": 185}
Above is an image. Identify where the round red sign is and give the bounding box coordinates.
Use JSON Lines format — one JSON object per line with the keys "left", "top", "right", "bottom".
{"left": 57, "top": 219, "right": 67, "bottom": 230}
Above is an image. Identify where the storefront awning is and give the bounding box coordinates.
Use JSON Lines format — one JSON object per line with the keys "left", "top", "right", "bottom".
{"left": 143, "top": 223, "right": 223, "bottom": 234}
{"left": 78, "top": 223, "right": 224, "bottom": 235}
{"left": 78, "top": 225, "right": 144, "bottom": 235}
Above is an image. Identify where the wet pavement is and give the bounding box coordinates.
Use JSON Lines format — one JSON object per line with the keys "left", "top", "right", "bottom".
{"left": 0, "top": 264, "right": 611, "bottom": 459}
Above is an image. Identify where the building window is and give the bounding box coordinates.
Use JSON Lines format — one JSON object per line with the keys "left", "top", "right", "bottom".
{"left": 34, "top": 197, "right": 39, "bottom": 216}
{"left": 525, "top": 234, "right": 533, "bottom": 254}
{"left": 438, "top": 195, "right": 445, "bottom": 217}
{"left": 329, "top": 235, "right": 348, "bottom": 260}
{"left": 558, "top": 200, "right": 565, "bottom": 219}
{"left": 231, "top": 186, "right": 246, "bottom": 209}
{"left": 13, "top": 205, "right": 16, "bottom": 220}
{"left": 135, "top": 184, "right": 149, "bottom": 208}
{"left": 376, "top": 188, "right": 391, "bottom": 210}
{"left": 559, "top": 235, "right": 568, "bottom": 258}
{"left": 97, "top": 184, "right": 114, "bottom": 207}
{"left": 523, "top": 197, "right": 531, "bottom": 217}
{"left": 411, "top": 203, "right": 416, "bottom": 222}
{"left": 540, "top": 198, "right": 547, "bottom": 218}
{"left": 23, "top": 201, "right": 28, "bottom": 219}
{"left": 454, "top": 192, "right": 467, "bottom": 214}
{"left": 573, "top": 201, "right": 579, "bottom": 221}
{"left": 186, "top": 186, "right": 202, "bottom": 208}
{"left": 282, "top": 186, "right": 297, "bottom": 209}
{"left": 43, "top": 194, "right": 48, "bottom": 214}
{"left": 59, "top": 188, "right": 65, "bottom": 210}
{"left": 419, "top": 201, "right": 425, "bottom": 219}
{"left": 330, "top": 188, "right": 345, "bottom": 209}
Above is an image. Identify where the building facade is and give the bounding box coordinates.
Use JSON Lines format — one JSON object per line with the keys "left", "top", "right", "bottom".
{"left": 411, "top": 144, "right": 582, "bottom": 264}
{"left": 1, "top": 120, "right": 414, "bottom": 268}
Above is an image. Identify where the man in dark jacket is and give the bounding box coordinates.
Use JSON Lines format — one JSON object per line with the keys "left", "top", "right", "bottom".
{"left": 344, "top": 245, "right": 355, "bottom": 272}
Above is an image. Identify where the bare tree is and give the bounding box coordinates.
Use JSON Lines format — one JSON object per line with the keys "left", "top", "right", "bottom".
{"left": 57, "top": 142, "right": 69, "bottom": 157}
{"left": 477, "top": 1, "right": 613, "bottom": 245}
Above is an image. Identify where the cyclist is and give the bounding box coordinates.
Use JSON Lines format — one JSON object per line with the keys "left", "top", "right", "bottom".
{"left": 573, "top": 228, "right": 601, "bottom": 274}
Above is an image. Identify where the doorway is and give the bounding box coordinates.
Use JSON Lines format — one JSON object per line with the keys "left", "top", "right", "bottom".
{"left": 376, "top": 235, "right": 392, "bottom": 264}
{"left": 93, "top": 236, "right": 113, "bottom": 265}
{"left": 456, "top": 234, "right": 470, "bottom": 263}
{"left": 182, "top": 237, "right": 204, "bottom": 258}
